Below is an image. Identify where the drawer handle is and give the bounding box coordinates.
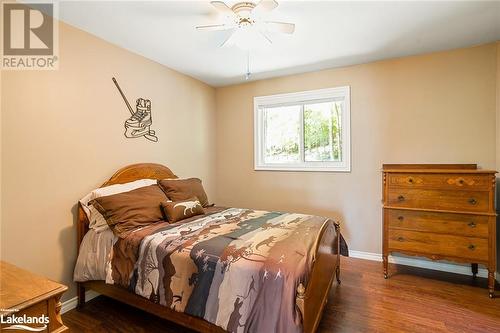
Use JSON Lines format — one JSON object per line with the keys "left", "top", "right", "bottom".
{"left": 397, "top": 216, "right": 404, "bottom": 221}
{"left": 468, "top": 244, "right": 476, "bottom": 251}
{"left": 458, "top": 179, "right": 464, "bottom": 185}
{"left": 397, "top": 195, "right": 405, "bottom": 202}
{"left": 468, "top": 198, "right": 477, "bottom": 205}
{"left": 397, "top": 237, "right": 404, "bottom": 242}
{"left": 468, "top": 222, "right": 476, "bottom": 228}
{"left": 408, "top": 178, "right": 414, "bottom": 183}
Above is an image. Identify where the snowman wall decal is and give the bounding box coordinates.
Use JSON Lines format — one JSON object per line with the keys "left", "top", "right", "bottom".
{"left": 112, "top": 77, "right": 158, "bottom": 142}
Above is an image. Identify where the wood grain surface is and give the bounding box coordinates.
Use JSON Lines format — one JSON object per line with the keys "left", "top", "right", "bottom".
{"left": 382, "top": 164, "right": 497, "bottom": 297}
{"left": 0, "top": 261, "right": 68, "bottom": 332}
{"left": 63, "top": 257, "right": 500, "bottom": 333}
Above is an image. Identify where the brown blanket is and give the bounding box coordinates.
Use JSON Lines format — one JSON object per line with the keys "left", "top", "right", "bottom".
{"left": 107, "top": 207, "right": 346, "bottom": 333}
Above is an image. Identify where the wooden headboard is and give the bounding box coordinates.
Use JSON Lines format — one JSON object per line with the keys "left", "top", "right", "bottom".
{"left": 102, "top": 163, "right": 177, "bottom": 186}
{"left": 77, "top": 163, "right": 177, "bottom": 250}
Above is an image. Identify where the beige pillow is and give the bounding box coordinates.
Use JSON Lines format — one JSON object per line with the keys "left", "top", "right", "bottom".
{"left": 90, "top": 185, "right": 168, "bottom": 238}
{"left": 158, "top": 178, "right": 209, "bottom": 207}
{"left": 161, "top": 197, "right": 204, "bottom": 223}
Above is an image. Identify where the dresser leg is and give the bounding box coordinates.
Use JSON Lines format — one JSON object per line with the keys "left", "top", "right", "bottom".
{"left": 471, "top": 263, "right": 478, "bottom": 279}
{"left": 383, "top": 255, "right": 388, "bottom": 279}
{"left": 488, "top": 270, "right": 495, "bottom": 298}
{"left": 50, "top": 293, "right": 69, "bottom": 332}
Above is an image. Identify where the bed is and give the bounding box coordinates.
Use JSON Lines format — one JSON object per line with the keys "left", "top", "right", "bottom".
{"left": 76, "top": 163, "right": 345, "bottom": 333}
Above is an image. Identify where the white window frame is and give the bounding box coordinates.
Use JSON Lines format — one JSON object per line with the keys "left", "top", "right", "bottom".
{"left": 254, "top": 86, "right": 351, "bottom": 172}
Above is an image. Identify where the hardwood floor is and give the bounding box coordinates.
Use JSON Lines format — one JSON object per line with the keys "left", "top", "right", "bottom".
{"left": 63, "top": 257, "right": 500, "bottom": 332}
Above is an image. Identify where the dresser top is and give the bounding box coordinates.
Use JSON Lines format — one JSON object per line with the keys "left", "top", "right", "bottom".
{"left": 382, "top": 164, "right": 497, "bottom": 174}
{"left": 0, "top": 261, "right": 67, "bottom": 314}
{"left": 383, "top": 169, "right": 497, "bottom": 174}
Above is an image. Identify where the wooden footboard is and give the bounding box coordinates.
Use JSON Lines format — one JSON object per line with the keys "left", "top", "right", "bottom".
{"left": 297, "top": 220, "right": 341, "bottom": 333}
{"left": 76, "top": 163, "right": 341, "bottom": 333}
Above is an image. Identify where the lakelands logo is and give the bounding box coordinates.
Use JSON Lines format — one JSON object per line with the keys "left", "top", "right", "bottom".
{"left": 1, "top": 312, "right": 49, "bottom": 331}
{"left": 1, "top": 1, "right": 59, "bottom": 70}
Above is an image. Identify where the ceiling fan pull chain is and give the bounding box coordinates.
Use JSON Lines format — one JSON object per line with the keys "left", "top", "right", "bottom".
{"left": 245, "top": 51, "right": 252, "bottom": 80}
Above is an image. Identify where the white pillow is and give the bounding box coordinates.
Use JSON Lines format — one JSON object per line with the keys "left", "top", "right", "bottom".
{"left": 79, "top": 179, "right": 158, "bottom": 231}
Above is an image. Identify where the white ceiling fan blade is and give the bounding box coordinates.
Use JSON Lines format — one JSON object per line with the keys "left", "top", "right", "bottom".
{"left": 253, "top": 0, "right": 278, "bottom": 14}
{"left": 265, "top": 21, "right": 295, "bottom": 34}
{"left": 210, "top": 1, "right": 234, "bottom": 16}
{"left": 196, "top": 24, "right": 233, "bottom": 31}
{"left": 219, "top": 30, "right": 236, "bottom": 47}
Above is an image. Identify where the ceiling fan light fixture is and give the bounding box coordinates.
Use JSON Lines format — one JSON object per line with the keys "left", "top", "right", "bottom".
{"left": 197, "top": 0, "right": 294, "bottom": 50}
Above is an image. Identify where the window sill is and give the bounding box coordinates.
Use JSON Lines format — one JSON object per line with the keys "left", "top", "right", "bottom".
{"left": 254, "top": 165, "right": 351, "bottom": 173}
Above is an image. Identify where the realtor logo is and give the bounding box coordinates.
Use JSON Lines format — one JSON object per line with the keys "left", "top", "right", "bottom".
{"left": 1, "top": 309, "right": 49, "bottom": 332}
{"left": 1, "top": 2, "right": 58, "bottom": 70}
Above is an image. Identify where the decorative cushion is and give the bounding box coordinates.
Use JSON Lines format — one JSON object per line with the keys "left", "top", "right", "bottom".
{"left": 161, "top": 197, "right": 204, "bottom": 223}
{"left": 79, "top": 179, "right": 158, "bottom": 232}
{"left": 90, "top": 184, "right": 168, "bottom": 237}
{"left": 158, "top": 178, "right": 210, "bottom": 207}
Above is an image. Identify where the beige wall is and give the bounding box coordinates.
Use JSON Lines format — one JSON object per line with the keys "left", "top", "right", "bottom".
{"left": 215, "top": 43, "right": 498, "bottom": 255}
{"left": 0, "top": 68, "right": 2, "bottom": 261}
{"left": 1, "top": 22, "right": 216, "bottom": 300}
{"left": 1, "top": 19, "right": 499, "bottom": 301}
{"left": 497, "top": 42, "right": 500, "bottom": 171}
{"left": 496, "top": 42, "right": 500, "bottom": 273}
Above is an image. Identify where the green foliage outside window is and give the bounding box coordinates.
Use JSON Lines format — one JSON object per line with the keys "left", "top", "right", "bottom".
{"left": 264, "top": 101, "right": 342, "bottom": 163}
{"left": 304, "top": 102, "right": 342, "bottom": 161}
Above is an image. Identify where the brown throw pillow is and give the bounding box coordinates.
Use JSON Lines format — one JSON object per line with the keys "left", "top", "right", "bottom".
{"left": 90, "top": 184, "right": 168, "bottom": 238}
{"left": 158, "top": 178, "right": 209, "bottom": 207}
{"left": 161, "top": 197, "right": 204, "bottom": 223}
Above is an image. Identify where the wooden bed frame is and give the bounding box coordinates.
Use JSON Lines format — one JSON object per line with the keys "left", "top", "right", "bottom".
{"left": 76, "top": 163, "right": 341, "bottom": 333}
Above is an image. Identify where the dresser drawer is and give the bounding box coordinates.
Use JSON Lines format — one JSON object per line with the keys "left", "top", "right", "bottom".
{"left": 386, "top": 209, "right": 489, "bottom": 238}
{"left": 388, "top": 229, "right": 489, "bottom": 262}
{"left": 18, "top": 301, "right": 48, "bottom": 318}
{"left": 386, "top": 188, "right": 490, "bottom": 212}
{"left": 387, "top": 173, "right": 492, "bottom": 191}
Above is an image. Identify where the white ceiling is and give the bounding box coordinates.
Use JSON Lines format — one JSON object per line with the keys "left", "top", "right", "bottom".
{"left": 56, "top": 1, "right": 500, "bottom": 87}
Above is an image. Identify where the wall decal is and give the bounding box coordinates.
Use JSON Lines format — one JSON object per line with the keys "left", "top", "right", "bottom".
{"left": 112, "top": 77, "right": 158, "bottom": 142}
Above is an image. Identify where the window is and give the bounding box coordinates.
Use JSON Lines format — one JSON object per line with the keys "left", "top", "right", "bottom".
{"left": 254, "top": 86, "right": 350, "bottom": 172}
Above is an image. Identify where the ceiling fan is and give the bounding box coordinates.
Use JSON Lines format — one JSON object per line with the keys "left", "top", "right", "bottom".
{"left": 196, "top": 0, "right": 295, "bottom": 48}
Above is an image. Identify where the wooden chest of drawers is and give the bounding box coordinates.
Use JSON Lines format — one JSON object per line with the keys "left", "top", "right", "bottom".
{"left": 382, "top": 164, "right": 497, "bottom": 298}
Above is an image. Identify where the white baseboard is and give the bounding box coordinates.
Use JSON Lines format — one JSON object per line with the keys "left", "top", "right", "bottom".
{"left": 349, "top": 250, "right": 499, "bottom": 282}
{"left": 61, "top": 290, "right": 100, "bottom": 314}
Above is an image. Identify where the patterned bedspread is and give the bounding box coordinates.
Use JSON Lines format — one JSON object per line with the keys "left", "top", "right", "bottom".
{"left": 106, "top": 207, "right": 345, "bottom": 333}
